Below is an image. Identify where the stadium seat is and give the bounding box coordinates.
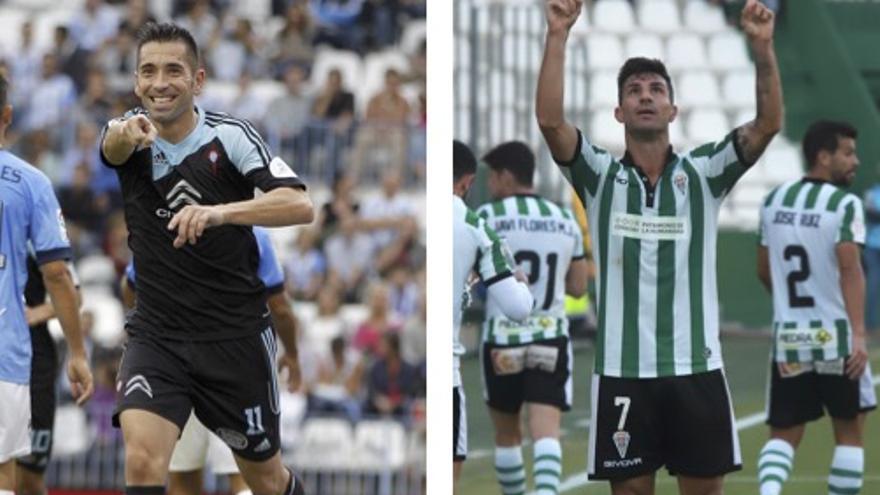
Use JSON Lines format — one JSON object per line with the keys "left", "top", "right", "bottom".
{"left": 732, "top": 108, "right": 754, "bottom": 127}
{"left": 677, "top": 71, "right": 721, "bottom": 109}
{"left": 762, "top": 146, "right": 804, "bottom": 183}
{"left": 589, "top": 108, "right": 625, "bottom": 153}
{"left": 665, "top": 33, "right": 707, "bottom": 71}
{"left": 586, "top": 34, "right": 624, "bottom": 70}
{"left": 293, "top": 418, "right": 354, "bottom": 470}
{"left": 0, "top": 7, "right": 27, "bottom": 53}
{"left": 589, "top": 71, "right": 619, "bottom": 109}
{"left": 625, "top": 34, "right": 665, "bottom": 60}
{"left": 80, "top": 287, "right": 125, "bottom": 347}
{"left": 52, "top": 405, "right": 91, "bottom": 456}
{"left": 311, "top": 48, "right": 363, "bottom": 96}
{"left": 722, "top": 70, "right": 757, "bottom": 109}
{"left": 352, "top": 420, "right": 408, "bottom": 470}
{"left": 229, "top": 0, "right": 270, "bottom": 21}
{"left": 686, "top": 108, "right": 729, "bottom": 145}
{"left": 400, "top": 19, "right": 426, "bottom": 55}
{"left": 592, "top": 0, "right": 635, "bottom": 34}
{"left": 637, "top": 0, "right": 681, "bottom": 35}
{"left": 708, "top": 31, "right": 751, "bottom": 71}
{"left": 564, "top": 70, "right": 589, "bottom": 113}
{"left": 198, "top": 81, "right": 239, "bottom": 113}
{"left": 683, "top": 0, "right": 727, "bottom": 34}
{"left": 33, "top": 8, "right": 77, "bottom": 53}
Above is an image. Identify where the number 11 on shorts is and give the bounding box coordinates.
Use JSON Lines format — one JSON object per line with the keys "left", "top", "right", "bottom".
{"left": 245, "top": 405, "right": 264, "bottom": 435}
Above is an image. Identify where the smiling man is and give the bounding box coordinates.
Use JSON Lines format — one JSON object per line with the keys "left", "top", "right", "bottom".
{"left": 535, "top": 0, "right": 783, "bottom": 494}
{"left": 100, "top": 22, "right": 312, "bottom": 495}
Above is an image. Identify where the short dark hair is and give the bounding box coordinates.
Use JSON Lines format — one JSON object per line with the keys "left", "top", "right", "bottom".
{"left": 0, "top": 73, "right": 7, "bottom": 108}
{"left": 802, "top": 120, "right": 858, "bottom": 168}
{"left": 136, "top": 22, "right": 200, "bottom": 72}
{"left": 453, "top": 140, "right": 477, "bottom": 182}
{"left": 617, "top": 57, "right": 674, "bottom": 104}
{"left": 482, "top": 141, "right": 535, "bottom": 187}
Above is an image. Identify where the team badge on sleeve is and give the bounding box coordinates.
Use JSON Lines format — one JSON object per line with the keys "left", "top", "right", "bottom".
{"left": 269, "top": 157, "right": 297, "bottom": 178}
{"left": 56, "top": 209, "right": 69, "bottom": 243}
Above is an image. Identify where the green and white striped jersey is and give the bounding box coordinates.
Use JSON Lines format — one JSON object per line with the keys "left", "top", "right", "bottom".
{"left": 453, "top": 195, "right": 514, "bottom": 386}
{"left": 477, "top": 194, "right": 585, "bottom": 345}
{"left": 759, "top": 178, "right": 866, "bottom": 363}
{"left": 559, "top": 129, "right": 750, "bottom": 378}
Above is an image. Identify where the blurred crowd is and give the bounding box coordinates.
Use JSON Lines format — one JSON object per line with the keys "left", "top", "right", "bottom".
{"left": 0, "top": 0, "right": 426, "bottom": 456}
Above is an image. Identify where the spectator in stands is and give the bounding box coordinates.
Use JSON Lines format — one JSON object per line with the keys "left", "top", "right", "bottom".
{"left": 26, "top": 53, "right": 76, "bottom": 137}
{"left": 387, "top": 264, "right": 420, "bottom": 321}
{"left": 270, "top": 3, "right": 316, "bottom": 74}
{"left": 9, "top": 21, "right": 41, "bottom": 121}
{"left": 57, "top": 163, "right": 105, "bottom": 235}
{"left": 325, "top": 214, "right": 373, "bottom": 301}
{"left": 229, "top": 72, "right": 268, "bottom": 123}
{"left": 359, "top": 168, "right": 418, "bottom": 272}
{"left": 75, "top": 68, "right": 116, "bottom": 129}
{"left": 265, "top": 65, "right": 312, "bottom": 167}
{"left": 174, "top": 0, "right": 220, "bottom": 53}
{"left": 363, "top": 333, "right": 419, "bottom": 420}
{"left": 310, "top": 0, "right": 367, "bottom": 53}
{"left": 68, "top": 0, "right": 120, "bottom": 52}
{"left": 300, "top": 285, "right": 348, "bottom": 363}
{"left": 864, "top": 179, "right": 880, "bottom": 333}
{"left": 306, "top": 336, "right": 365, "bottom": 422}
{"left": 350, "top": 68, "right": 410, "bottom": 179}
{"left": 119, "top": 0, "right": 157, "bottom": 33}
{"left": 61, "top": 121, "right": 118, "bottom": 199}
{"left": 319, "top": 170, "right": 360, "bottom": 238}
{"left": 400, "top": 282, "right": 425, "bottom": 365}
{"left": 51, "top": 26, "right": 91, "bottom": 90}
{"left": 21, "top": 129, "right": 63, "bottom": 185}
{"left": 311, "top": 68, "right": 355, "bottom": 177}
{"left": 95, "top": 26, "right": 139, "bottom": 93}
{"left": 209, "top": 17, "right": 267, "bottom": 82}
{"left": 283, "top": 227, "right": 326, "bottom": 302}
{"left": 353, "top": 282, "right": 401, "bottom": 357}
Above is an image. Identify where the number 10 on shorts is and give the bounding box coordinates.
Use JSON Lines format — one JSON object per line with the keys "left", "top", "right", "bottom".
{"left": 245, "top": 405, "right": 265, "bottom": 435}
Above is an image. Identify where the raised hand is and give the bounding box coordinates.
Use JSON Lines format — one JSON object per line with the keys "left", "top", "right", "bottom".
{"left": 741, "top": 0, "right": 775, "bottom": 43}
{"left": 546, "top": 0, "right": 583, "bottom": 34}
{"left": 166, "top": 204, "right": 225, "bottom": 248}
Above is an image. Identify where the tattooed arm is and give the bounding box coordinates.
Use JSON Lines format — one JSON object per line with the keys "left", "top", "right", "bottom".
{"left": 736, "top": 0, "right": 783, "bottom": 166}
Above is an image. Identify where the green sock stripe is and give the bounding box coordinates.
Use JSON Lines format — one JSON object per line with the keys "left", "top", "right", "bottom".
{"left": 534, "top": 469, "right": 561, "bottom": 478}
{"left": 830, "top": 468, "right": 863, "bottom": 479}
{"left": 828, "top": 485, "right": 861, "bottom": 495}
{"left": 759, "top": 449, "right": 793, "bottom": 462}
{"left": 534, "top": 454, "right": 562, "bottom": 464}
{"left": 495, "top": 465, "right": 524, "bottom": 474}
{"left": 534, "top": 484, "right": 558, "bottom": 493}
{"left": 758, "top": 461, "right": 792, "bottom": 474}
{"left": 498, "top": 478, "right": 525, "bottom": 488}
{"left": 760, "top": 474, "right": 785, "bottom": 486}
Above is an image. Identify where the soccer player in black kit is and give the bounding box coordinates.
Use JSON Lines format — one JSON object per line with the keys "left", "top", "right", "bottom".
{"left": 100, "top": 23, "right": 313, "bottom": 495}
{"left": 16, "top": 256, "right": 80, "bottom": 495}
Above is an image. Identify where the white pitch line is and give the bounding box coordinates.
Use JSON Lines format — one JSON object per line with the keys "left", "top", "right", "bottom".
{"left": 526, "top": 372, "right": 880, "bottom": 495}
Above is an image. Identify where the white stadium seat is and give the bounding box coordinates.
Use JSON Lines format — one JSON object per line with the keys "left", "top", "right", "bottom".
{"left": 683, "top": 0, "right": 727, "bottom": 34}
{"left": 708, "top": 31, "right": 751, "bottom": 71}
{"left": 677, "top": 71, "right": 721, "bottom": 109}
{"left": 592, "top": 0, "right": 635, "bottom": 34}
{"left": 666, "top": 33, "right": 707, "bottom": 71}
{"left": 686, "top": 108, "right": 729, "bottom": 145}
{"left": 637, "top": 0, "right": 681, "bottom": 35}
{"left": 590, "top": 108, "right": 625, "bottom": 152}
{"left": 626, "top": 34, "right": 665, "bottom": 60}
{"left": 733, "top": 108, "right": 754, "bottom": 127}
{"left": 722, "top": 70, "right": 757, "bottom": 109}
{"left": 762, "top": 146, "right": 804, "bottom": 183}
{"left": 310, "top": 48, "right": 363, "bottom": 96}
{"left": 589, "top": 71, "right": 620, "bottom": 109}
{"left": 293, "top": 418, "right": 354, "bottom": 470}
{"left": 587, "top": 34, "right": 624, "bottom": 70}
{"left": 399, "top": 19, "right": 426, "bottom": 54}
{"left": 352, "top": 420, "right": 408, "bottom": 470}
